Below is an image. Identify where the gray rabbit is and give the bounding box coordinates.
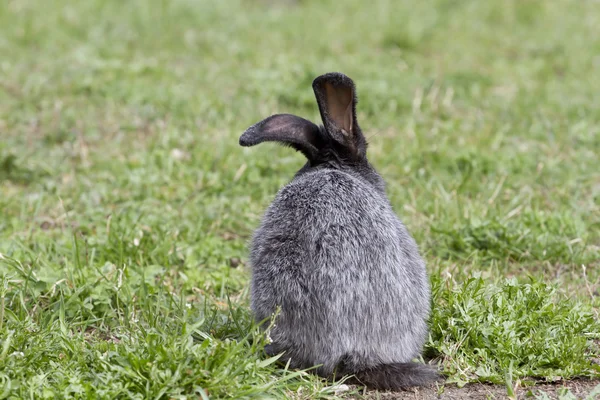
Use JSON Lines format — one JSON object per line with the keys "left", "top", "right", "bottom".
{"left": 239, "top": 72, "right": 438, "bottom": 390}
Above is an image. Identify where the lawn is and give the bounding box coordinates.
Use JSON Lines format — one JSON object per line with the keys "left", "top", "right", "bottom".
{"left": 0, "top": 0, "right": 599, "bottom": 398}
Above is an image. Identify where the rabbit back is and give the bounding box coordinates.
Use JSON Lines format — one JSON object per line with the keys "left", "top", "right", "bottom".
{"left": 249, "top": 168, "right": 430, "bottom": 375}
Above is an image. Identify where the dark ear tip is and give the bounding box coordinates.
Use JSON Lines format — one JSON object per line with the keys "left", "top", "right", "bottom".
{"left": 312, "top": 72, "right": 355, "bottom": 90}
{"left": 239, "top": 127, "right": 257, "bottom": 147}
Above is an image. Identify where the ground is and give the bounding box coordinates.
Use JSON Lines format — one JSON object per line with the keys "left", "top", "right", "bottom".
{"left": 0, "top": 0, "right": 599, "bottom": 398}
{"left": 356, "top": 379, "right": 600, "bottom": 399}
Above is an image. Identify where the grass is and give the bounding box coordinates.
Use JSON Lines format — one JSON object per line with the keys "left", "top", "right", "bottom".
{"left": 0, "top": 0, "right": 599, "bottom": 398}
{"left": 429, "top": 276, "right": 598, "bottom": 386}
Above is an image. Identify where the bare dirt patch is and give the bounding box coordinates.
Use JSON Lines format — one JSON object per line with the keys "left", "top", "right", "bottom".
{"left": 353, "top": 379, "right": 600, "bottom": 399}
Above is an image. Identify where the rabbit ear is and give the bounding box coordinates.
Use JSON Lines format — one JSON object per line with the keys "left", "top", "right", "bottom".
{"left": 312, "top": 72, "right": 364, "bottom": 158}
{"left": 239, "top": 114, "right": 322, "bottom": 161}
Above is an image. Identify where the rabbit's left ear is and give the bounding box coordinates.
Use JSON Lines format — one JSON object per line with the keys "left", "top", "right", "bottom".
{"left": 312, "top": 72, "right": 365, "bottom": 158}
{"left": 239, "top": 114, "right": 322, "bottom": 161}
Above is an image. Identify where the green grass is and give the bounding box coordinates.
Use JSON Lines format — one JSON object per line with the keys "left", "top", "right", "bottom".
{"left": 429, "top": 276, "right": 598, "bottom": 386}
{"left": 1, "top": 0, "right": 599, "bottom": 398}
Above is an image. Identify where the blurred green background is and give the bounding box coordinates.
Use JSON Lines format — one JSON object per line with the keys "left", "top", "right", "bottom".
{"left": 0, "top": 0, "right": 599, "bottom": 398}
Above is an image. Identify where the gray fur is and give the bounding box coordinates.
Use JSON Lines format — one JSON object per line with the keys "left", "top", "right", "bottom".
{"left": 240, "top": 72, "right": 437, "bottom": 390}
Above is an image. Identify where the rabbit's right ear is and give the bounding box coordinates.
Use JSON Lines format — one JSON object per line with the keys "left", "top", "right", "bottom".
{"left": 312, "top": 72, "right": 366, "bottom": 160}
{"left": 239, "top": 114, "right": 322, "bottom": 161}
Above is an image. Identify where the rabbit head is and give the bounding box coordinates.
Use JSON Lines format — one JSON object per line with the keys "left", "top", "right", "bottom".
{"left": 239, "top": 72, "right": 385, "bottom": 192}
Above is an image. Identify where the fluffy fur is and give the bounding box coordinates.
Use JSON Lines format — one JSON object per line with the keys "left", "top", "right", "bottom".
{"left": 239, "top": 72, "right": 438, "bottom": 390}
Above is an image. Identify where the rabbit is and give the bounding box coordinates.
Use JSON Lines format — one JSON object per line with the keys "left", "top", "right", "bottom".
{"left": 239, "top": 72, "right": 439, "bottom": 390}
